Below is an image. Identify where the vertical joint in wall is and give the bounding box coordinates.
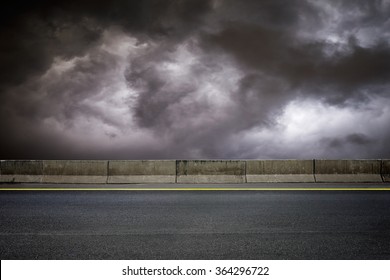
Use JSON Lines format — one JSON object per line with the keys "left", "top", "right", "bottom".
{"left": 244, "top": 160, "right": 247, "bottom": 183}
{"left": 106, "top": 161, "right": 109, "bottom": 184}
{"left": 175, "top": 160, "right": 178, "bottom": 184}
{"left": 380, "top": 159, "right": 384, "bottom": 183}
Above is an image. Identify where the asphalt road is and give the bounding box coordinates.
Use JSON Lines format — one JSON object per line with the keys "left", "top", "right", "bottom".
{"left": 1, "top": 186, "right": 390, "bottom": 259}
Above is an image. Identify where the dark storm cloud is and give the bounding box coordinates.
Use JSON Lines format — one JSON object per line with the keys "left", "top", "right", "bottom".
{"left": 0, "top": 0, "right": 212, "bottom": 88}
{"left": 202, "top": 0, "right": 390, "bottom": 103}
{"left": 1, "top": 0, "right": 390, "bottom": 159}
{"left": 326, "top": 133, "right": 374, "bottom": 149}
{"left": 204, "top": 20, "right": 390, "bottom": 103}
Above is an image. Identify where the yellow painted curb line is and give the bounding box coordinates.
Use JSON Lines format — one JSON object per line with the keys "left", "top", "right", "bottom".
{"left": 1, "top": 188, "right": 390, "bottom": 191}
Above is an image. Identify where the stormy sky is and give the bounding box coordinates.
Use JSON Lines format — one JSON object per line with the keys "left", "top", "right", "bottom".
{"left": 1, "top": 0, "right": 390, "bottom": 159}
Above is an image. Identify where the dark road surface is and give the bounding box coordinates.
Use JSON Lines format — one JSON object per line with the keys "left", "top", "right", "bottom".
{"left": 1, "top": 187, "right": 390, "bottom": 259}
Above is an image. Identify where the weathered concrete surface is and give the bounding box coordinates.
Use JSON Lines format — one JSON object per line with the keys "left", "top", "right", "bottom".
{"left": 0, "top": 160, "right": 43, "bottom": 183}
{"left": 108, "top": 160, "right": 176, "bottom": 183}
{"left": 1, "top": 159, "right": 388, "bottom": 184}
{"left": 382, "top": 160, "right": 390, "bottom": 182}
{"left": 315, "top": 160, "right": 382, "bottom": 183}
{"left": 176, "top": 160, "right": 245, "bottom": 183}
{"left": 246, "top": 160, "right": 315, "bottom": 183}
{"left": 43, "top": 160, "right": 108, "bottom": 184}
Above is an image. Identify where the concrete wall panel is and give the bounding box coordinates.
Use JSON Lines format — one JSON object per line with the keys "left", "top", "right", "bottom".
{"left": 108, "top": 160, "right": 176, "bottom": 183}
{"left": 176, "top": 160, "right": 245, "bottom": 183}
{"left": 1, "top": 159, "right": 387, "bottom": 184}
{"left": 381, "top": 160, "right": 390, "bottom": 182}
{"left": 43, "top": 160, "right": 108, "bottom": 183}
{"left": 246, "top": 174, "right": 315, "bottom": 183}
{"left": 246, "top": 160, "right": 315, "bottom": 182}
{"left": 315, "top": 160, "right": 382, "bottom": 183}
{"left": 0, "top": 160, "right": 43, "bottom": 183}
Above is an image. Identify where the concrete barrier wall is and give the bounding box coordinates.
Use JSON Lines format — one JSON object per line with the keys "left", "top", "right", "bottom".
{"left": 247, "top": 160, "right": 315, "bottom": 183}
{"left": 1, "top": 159, "right": 389, "bottom": 184}
{"left": 176, "top": 160, "right": 245, "bottom": 183}
{"left": 108, "top": 160, "right": 176, "bottom": 183}
{"left": 314, "top": 160, "right": 382, "bottom": 183}
{"left": 382, "top": 160, "right": 390, "bottom": 182}
{"left": 43, "top": 160, "right": 108, "bottom": 183}
{"left": 0, "top": 160, "right": 43, "bottom": 183}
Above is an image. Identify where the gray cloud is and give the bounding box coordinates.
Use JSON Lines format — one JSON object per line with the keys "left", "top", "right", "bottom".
{"left": 326, "top": 133, "right": 374, "bottom": 149}
{"left": 1, "top": 0, "right": 390, "bottom": 159}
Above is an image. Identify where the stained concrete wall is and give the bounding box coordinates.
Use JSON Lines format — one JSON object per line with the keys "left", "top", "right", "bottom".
{"left": 1, "top": 159, "right": 388, "bottom": 184}
{"left": 247, "top": 160, "right": 315, "bottom": 183}
{"left": 314, "top": 160, "right": 382, "bottom": 183}
{"left": 176, "top": 160, "right": 245, "bottom": 183}
{"left": 382, "top": 160, "right": 390, "bottom": 182}
{"left": 0, "top": 160, "right": 43, "bottom": 183}
{"left": 108, "top": 160, "right": 176, "bottom": 183}
{"left": 43, "top": 160, "right": 108, "bottom": 183}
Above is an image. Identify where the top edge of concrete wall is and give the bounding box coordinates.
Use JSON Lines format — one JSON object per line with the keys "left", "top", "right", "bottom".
{"left": 2, "top": 159, "right": 389, "bottom": 162}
